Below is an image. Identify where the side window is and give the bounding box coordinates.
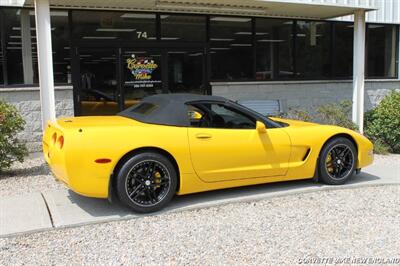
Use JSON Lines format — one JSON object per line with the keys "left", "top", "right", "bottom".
{"left": 187, "top": 103, "right": 256, "bottom": 129}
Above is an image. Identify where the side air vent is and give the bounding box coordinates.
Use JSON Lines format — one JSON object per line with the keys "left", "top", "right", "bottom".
{"left": 302, "top": 148, "right": 311, "bottom": 161}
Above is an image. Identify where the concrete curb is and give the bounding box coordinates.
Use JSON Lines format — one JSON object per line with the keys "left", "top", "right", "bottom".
{"left": 0, "top": 193, "right": 53, "bottom": 237}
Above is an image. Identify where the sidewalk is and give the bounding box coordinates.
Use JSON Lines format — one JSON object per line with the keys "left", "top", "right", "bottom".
{"left": 1, "top": 162, "right": 399, "bottom": 238}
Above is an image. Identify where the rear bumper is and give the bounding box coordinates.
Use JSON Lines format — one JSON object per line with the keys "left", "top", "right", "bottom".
{"left": 44, "top": 149, "right": 111, "bottom": 199}
{"left": 42, "top": 124, "right": 111, "bottom": 199}
{"left": 52, "top": 173, "right": 109, "bottom": 199}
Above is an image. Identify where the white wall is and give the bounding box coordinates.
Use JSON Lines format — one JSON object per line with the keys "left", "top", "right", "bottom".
{"left": 0, "top": 0, "right": 26, "bottom": 7}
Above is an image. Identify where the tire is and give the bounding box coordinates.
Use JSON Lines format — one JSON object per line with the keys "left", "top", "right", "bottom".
{"left": 115, "top": 152, "right": 177, "bottom": 213}
{"left": 318, "top": 137, "right": 357, "bottom": 185}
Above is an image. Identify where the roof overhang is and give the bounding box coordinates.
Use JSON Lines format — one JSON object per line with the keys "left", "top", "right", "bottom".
{"left": 4, "top": 0, "right": 375, "bottom": 20}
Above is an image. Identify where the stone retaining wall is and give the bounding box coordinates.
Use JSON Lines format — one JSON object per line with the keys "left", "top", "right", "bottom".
{"left": 0, "top": 86, "right": 74, "bottom": 152}
{"left": 212, "top": 80, "right": 400, "bottom": 112}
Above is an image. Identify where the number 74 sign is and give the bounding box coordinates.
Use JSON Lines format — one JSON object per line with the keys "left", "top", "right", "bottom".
{"left": 137, "top": 31, "right": 148, "bottom": 39}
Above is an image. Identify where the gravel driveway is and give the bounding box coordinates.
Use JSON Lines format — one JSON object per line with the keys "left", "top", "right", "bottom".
{"left": 0, "top": 156, "right": 65, "bottom": 197}
{"left": 1, "top": 185, "right": 399, "bottom": 265}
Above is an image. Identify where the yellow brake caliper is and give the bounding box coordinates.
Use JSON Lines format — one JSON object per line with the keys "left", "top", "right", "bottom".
{"left": 154, "top": 171, "right": 162, "bottom": 188}
{"left": 326, "top": 154, "right": 334, "bottom": 174}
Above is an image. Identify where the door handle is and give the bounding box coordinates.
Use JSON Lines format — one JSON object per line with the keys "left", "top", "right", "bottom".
{"left": 196, "top": 133, "right": 212, "bottom": 139}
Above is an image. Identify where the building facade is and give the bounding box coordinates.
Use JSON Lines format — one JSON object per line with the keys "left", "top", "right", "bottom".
{"left": 0, "top": 0, "right": 399, "bottom": 151}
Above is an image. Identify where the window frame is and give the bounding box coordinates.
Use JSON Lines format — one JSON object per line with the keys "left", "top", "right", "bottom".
{"left": 186, "top": 100, "right": 257, "bottom": 130}
{"left": 186, "top": 100, "right": 282, "bottom": 129}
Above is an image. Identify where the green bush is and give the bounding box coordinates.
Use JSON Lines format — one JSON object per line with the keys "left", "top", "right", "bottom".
{"left": 371, "top": 139, "right": 390, "bottom": 155}
{"left": 280, "top": 109, "right": 313, "bottom": 122}
{"left": 0, "top": 100, "right": 28, "bottom": 171}
{"left": 315, "top": 100, "right": 358, "bottom": 131}
{"left": 281, "top": 100, "right": 357, "bottom": 130}
{"left": 364, "top": 91, "right": 400, "bottom": 153}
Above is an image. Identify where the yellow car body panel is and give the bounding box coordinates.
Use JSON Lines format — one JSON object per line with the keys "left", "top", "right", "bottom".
{"left": 43, "top": 116, "right": 373, "bottom": 199}
{"left": 188, "top": 127, "right": 291, "bottom": 182}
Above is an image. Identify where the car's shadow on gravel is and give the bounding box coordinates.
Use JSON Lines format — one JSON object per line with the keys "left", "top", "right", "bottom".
{"left": 64, "top": 171, "right": 382, "bottom": 219}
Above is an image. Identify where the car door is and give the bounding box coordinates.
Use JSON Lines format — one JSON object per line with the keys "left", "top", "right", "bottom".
{"left": 187, "top": 102, "right": 291, "bottom": 182}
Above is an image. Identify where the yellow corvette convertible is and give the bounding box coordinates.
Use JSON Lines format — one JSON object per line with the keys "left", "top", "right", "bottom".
{"left": 43, "top": 94, "right": 374, "bottom": 213}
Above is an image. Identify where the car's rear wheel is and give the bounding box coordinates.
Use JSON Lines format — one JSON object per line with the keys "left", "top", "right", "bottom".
{"left": 115, "top": 152, "right": 177, "bottom": 213}
{"left": 318, "top": 137, "right": 356, "bottom": 185}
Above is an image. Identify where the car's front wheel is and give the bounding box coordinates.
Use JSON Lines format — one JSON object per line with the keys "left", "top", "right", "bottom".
{"left": 116, "top": 152, "right": 177, "bottom": 213}
{"left": 318, "top": 137, "right": 357, "bottom": 185}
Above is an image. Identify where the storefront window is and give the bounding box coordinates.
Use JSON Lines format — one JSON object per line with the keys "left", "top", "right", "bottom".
{"left": 51, "top": 10, "right": 70, "bottom": 84}
{"left": 161, "top": 15, "right": 206, "bottom": 42}
{"left": 255, "top": 18, "right": 293, "bottom": 80}
{"left": 333, "top": 22, "right": 353, "bottom": 78}
{"left": 72, "top": 11, "right": 156, "bottom": 41}
{"left": 0, "top": 15, "right": 4, "bottom": 85}
{"left": 367, "top": 24, "right": 398, "bottom": 78}
{"left": 0, "top": 62, "right": 3, "bottom": 85}
{"left": 0, "top": 8, "right": 70, "bottom": 86}
{"left": 167, "top": 50, "right": 205, "bottom": 94}
{"left": 1, "top": 8, "right": 399, "bottom": 89}
{"left": 0, "top": 8, "right": 37, "bottom": 85}
{"left": 210, "top": 16, "right": 253, "bottom": 80}
{"left": 296, "top": 21, "right": 331, "bottom": 78}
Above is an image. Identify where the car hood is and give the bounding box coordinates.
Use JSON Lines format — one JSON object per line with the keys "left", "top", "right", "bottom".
{"left": 269, "top": 117, "right": 319, "bottom": 128}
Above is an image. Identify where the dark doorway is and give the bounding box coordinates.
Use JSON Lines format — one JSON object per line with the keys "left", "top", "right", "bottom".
{"left": 77, "top": 48, "right": 121, "bottom": 116}
{"left": 167, "top": 49, "right": 205, "bottom": 94}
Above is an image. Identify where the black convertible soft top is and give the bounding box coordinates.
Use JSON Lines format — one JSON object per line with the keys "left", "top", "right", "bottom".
{"left": 119, "top": 94, "right": 228, "bottom": 127}
{"left": 118, "top": 93, "right": 282, "bottom": 128}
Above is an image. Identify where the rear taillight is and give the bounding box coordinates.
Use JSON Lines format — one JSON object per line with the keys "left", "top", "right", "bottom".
{"left": 51, "top": 133, "right": 57, "bottom": 145}
{"left": 57, "top": 135, "right": 64, "bottom": 149}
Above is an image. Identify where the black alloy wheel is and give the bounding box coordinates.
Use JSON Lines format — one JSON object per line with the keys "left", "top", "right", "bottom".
{"left": 318, "top": 137, "right": 356, "bottom": 185}
{"left": 116, "top": 152, "right": 177, "bottom": 213}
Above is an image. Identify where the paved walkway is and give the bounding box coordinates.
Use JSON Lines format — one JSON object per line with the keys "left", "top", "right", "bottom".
{"left": 1, "top": 162, "right": 399, "bottom": 238}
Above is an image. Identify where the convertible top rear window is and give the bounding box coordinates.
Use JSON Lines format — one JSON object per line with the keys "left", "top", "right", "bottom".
{"left": 130, "top": 102, "right": 158, "bottom": 115}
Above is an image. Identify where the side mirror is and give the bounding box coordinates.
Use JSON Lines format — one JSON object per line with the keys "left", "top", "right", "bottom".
{"left": 188, "top": 110, "right": 203, "bottom": 120}
{"left": 256, "top": 121, "right": 267, "bottom": 133}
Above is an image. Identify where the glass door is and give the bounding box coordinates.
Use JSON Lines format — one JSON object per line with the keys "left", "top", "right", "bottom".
{"left": 167, "top": 49, "right": 205, "bottom": 95}
{"left": 77, "top": 48, "right": 121, "bottom": 116}
{"left": 74, "top": 46, "right": 208, "bottom": 115}
{"left": 121, "top": 47, "right": 206, "bottom": 108}
{"left": 122, "top": 49, "right": 163, "bottom": 109}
